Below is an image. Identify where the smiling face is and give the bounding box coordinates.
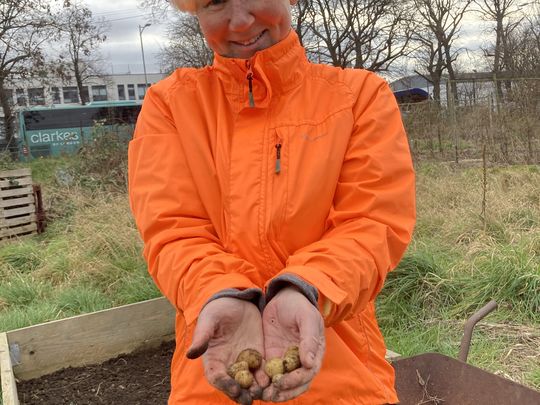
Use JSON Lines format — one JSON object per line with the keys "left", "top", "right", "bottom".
{"left": 194, "top": 0, "right": 297, "bottom": 59}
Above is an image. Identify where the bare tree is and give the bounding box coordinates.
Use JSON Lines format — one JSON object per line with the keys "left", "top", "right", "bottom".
{"left": 159, "top": 14, "right": 213, "bottom": 71}
{"left": 0, "top": 0, "right": 54, "bottom": 155}
{"left": 515, "top": 0, "right": 540, "bottom": 75}
{"left": 305, "top": 0, "right": 356, "bottom": 66}
{"left": 475, "top": 0, "right": 528, "bottom": 98}
{"left": 53, "top": 1, "right": 108, "bottom": 105}
{"left": 138, "top": 0, "right": 212, "bottom": 70}
{"left": 413, "top": 0, "right": 472, "bottom": 104}
{"left": 306, "top": 0, "right": 415, "bottom": 72}
{"left": 292, "top": 0, "right": 314, "bottom": 48}
{"left": 139, "top": 0, "right": 174, "bottom": 20}
{"left": 413, "top": 29, "right": 445, "bottom": 104}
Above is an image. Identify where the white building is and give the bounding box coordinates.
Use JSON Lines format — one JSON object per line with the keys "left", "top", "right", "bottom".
{"left": 2, "top": 72, "right": 166, "bottom": 109}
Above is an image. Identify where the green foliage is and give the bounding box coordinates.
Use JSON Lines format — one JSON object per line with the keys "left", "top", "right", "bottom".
{"left": 0, "top": 302, "right": 60, "bottom": 332}
{"left": 0, "top": 151, "right": 21, "bottom": 171}
{"left": 114, "top": 272, "right": 162, "bottom": 305}
{"left": 528, "top": 368, "right": 540, "bottom": 391}
{"left": 29, "top": 156, "right": 73, "bottom": 184}
{"left": 382, "top": 322, "right": 460, "bottom": 358}
{"left": 0, "top": 241, "right": 41, "bottom": 274}
{"left": 67, "top": 122, "right": 128, "bottom": 191}
{"left": 378, "top": 242, "right": 461, "bottom": 327}
{"left": 55, "top": 286, "right": 112, "bottom": 316}
{"left": 454, "top": 238, "right": 540, "bottom": 322}
{"left": 0, "top": 277, "right": 53, "bottom": 308}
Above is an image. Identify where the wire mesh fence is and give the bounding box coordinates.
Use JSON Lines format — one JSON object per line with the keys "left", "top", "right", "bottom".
{"left": 402, "top": 77, "right": 540, "bottom": 166}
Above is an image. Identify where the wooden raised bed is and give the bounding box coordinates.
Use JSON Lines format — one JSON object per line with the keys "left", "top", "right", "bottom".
{"left": 0, "top": 297, "right": 400, "bottom": 404}
{"left": 0, "top": 297, "right": 175, "bottom": 405}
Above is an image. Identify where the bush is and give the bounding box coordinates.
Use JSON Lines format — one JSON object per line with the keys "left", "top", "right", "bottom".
{"left": 69, "top": 122, "right": 129, "bottom": 191}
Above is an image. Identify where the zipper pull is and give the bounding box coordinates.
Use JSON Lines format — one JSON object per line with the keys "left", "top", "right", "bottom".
{"left": 246, "top": 60, "right": 255, "bottom": 108}
{"left": 275, "top": 142, "right": 282, "bottom": 174}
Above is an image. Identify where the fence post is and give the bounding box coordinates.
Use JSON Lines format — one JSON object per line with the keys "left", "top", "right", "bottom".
{"left": 447, "top": 79, "right": 458, "bottom": 163}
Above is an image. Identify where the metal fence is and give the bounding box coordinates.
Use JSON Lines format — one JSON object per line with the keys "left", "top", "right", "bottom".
{"left": 402, "top": 77, "right": 540, "bottom": 165}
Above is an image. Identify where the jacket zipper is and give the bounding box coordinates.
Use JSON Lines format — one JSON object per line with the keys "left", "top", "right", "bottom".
{"left": 275, "top": 140, "right": 282, "bottom": 174}
{"left": 245, "top": 60, "right": 255, "bottom": 108}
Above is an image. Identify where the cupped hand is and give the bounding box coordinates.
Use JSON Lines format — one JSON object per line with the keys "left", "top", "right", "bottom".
{"left": 186, "top": 297, "right": 269, "bottom": 405}
{"left": 262, "top": 287, "right": 325, "bottom": 402}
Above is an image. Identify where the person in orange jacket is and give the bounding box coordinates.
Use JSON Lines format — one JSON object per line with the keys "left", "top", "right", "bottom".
{"left": 128, "top": 0, "right": 416, "bottom": 404}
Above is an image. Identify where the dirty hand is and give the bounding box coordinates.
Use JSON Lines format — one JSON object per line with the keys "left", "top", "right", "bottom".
{"left": 186, "top": 297, "right": 268, "bottom": 405}
{"left": 262, "top": 286, "right": 325, "bottom": 402}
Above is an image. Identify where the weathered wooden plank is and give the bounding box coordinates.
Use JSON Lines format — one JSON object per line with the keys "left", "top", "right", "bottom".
{"left": 0, "top": 186, "right": 34, "bottom": 199}
{"left": 0, "top": 195, "right": 35, "bottom": 209}
{"left": 7, "top": 297, "right": 176, "bottom": 381}
{"left": 0, "top": 214, "right": 36, "bottom": 227}
{"left": 2, "top": 205, "right": 35, "bottom": 218}
{"left": 0, "top": 168, "right": 31, "bottom": 179}
{"left": 0, "top": 223, "right": 38, "bottom": 239}
{"left": 0, "top": 332, "right": 20, "bottom": 405}
{"left": 0, "top": 177, "right": 33, "bottom": 189}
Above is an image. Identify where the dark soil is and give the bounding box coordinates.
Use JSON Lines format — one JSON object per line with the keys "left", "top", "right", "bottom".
{"left": 17, "top": 340, "right": 175, "bottom": 405}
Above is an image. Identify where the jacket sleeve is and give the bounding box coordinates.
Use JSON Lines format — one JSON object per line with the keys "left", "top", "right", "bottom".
{"left": 128, "top": 84, "right": 262, "bottom": 326}
{"left": 266, "top": 73, "right": 416, "bottom": 326}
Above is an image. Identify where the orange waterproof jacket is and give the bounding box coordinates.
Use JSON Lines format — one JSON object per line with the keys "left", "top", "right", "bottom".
{"left": 128, "top": 30, "right": 415, "bottom": 405}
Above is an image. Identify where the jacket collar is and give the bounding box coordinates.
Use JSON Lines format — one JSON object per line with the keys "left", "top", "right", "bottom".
{"left": 211, "top": 30, "right": 309, "bottom": 108}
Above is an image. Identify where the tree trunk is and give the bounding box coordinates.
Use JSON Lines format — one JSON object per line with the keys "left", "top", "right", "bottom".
{"left": 494, "top": 18, "right": 504, "bottom": 102}
{"left": 74, "top": 62, "right": 88, "bottom": 105}
{"left": 446, "top": 58, "right": 458, "bottom": 105}
{"left": 0, "top": 80, "right": 18, "bottom": 159}
{"left": 431, "top": 73, "right": 442, "bottom": 106}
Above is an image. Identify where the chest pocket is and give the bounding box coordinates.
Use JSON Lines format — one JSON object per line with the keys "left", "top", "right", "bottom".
{"left": 267, "top": 111, "right": 354, "bottom": 254}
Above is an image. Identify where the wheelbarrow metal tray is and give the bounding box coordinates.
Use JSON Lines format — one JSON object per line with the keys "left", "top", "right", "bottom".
{"left": 392, "top": 352, "right": 540, "bottom": 405}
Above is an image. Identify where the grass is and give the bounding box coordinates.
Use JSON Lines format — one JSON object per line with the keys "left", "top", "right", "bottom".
{"left": 0, "top": 156, "right": 157, "bottom": 332}
{"left": 377, "top": 162, "right": 540, "bottom": 389}
{"left": 0, "top": 157, "right": 538, "bottom": 390}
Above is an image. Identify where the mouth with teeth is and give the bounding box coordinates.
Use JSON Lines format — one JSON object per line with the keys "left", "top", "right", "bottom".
{"left": 232, "top": 30, "right": 266, "bottom": 47}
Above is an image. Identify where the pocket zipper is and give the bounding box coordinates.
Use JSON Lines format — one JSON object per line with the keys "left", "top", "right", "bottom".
{"left": 275, "top": 139, "right": 282, "bottom": 174}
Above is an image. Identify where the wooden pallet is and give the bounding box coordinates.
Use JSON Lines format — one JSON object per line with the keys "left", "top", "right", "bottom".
{"left": 0, "top": 168, "right": 38, "bottom": 241}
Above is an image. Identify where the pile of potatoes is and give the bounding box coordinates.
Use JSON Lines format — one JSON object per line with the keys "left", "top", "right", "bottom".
{"left": 227, "top": 346, "right": 301, "bottom": 389}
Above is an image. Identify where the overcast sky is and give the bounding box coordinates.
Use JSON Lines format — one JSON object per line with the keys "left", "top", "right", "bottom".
{"left": 84, "top": 0, "right": 170, "bottom": 74}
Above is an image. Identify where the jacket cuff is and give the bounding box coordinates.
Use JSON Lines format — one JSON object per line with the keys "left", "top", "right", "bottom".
{"left": 279, "top": 265, "right": 347, "bottom": 307}
{"left": 182, "top": 273, "right": 259, "bottom": 325}
{"left": 205, "top": 288, "right": 265, "bottom": 312}
{"left": 265, "top": 273, "right": 319, "bottom": 308}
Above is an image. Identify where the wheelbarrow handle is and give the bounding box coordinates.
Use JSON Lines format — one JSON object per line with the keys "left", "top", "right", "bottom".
{"left": 458, "top": 300, "right": 498, "bottom": 363}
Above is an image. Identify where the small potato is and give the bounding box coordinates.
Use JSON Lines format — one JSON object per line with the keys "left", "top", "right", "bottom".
{"left": 227, "top": 361, "right": 249, "bottom": 379}
{"left": 283, "top": 345, "right": 301, "bottom": 372}
{"left": 264, "top": 358, "right": 285, "bottom": 378}
{"left": 236, "top": 349, "right": 262, "bottom": 370}
{"left": 283, "top": 354, "right": 301, "bottom": 372}
{"left": 272, "top": 373, "right": 284, "bottom": 386}
{"left": 234, "top": 370, "right": 254, "bottom": 389}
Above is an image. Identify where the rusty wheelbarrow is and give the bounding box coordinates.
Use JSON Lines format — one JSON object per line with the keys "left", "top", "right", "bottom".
{"left": 391, "top": 301, "right": 540, "bottom": 405}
